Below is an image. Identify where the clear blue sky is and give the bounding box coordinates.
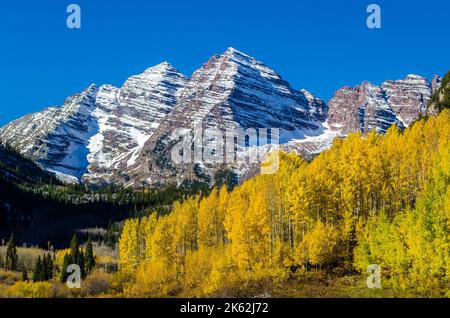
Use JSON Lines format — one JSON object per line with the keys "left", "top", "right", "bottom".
{"left": 1, "top": 0, "right": 449, "bottom": 126}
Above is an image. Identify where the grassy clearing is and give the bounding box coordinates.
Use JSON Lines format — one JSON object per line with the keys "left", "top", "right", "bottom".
{"left": 0, "top": 246, "right": 48, "bottom": 271}
{"left": 0, "top": 269, "right": 21, "bottom": 286}
{"left": 204, "top": 272, "right": 427, "bottom": 298}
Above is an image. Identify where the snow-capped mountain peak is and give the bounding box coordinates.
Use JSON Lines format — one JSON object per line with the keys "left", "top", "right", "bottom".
{"left": 117, "top": 48, "right": 328, "bottom": 186}
{"left": 328, "top": 73, "right": 437, "bottom": 135}
{"left": 0, "top": 62, "right": 188, "bottom": 185}
{"left": 0, "top": 49, "right": 440, "bottom": 187}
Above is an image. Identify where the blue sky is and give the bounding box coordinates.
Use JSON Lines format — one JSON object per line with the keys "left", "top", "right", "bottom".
{"left": 0, "top": 0, "right": 449, "bottom": 126}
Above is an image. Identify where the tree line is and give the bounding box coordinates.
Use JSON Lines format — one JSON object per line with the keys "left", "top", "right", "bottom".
{"left": 118, "top": 109, "right": 450, "bottom": 297}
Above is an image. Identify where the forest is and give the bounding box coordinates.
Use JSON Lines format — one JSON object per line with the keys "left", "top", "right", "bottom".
{"left": 0, "top": 109, "right": 449, "bottom": 298}
{"left": 117, "top": 109, "right": 450, "bottom": 297}
{"left": 0, "top": 142, "right": 207, "bottom": 248}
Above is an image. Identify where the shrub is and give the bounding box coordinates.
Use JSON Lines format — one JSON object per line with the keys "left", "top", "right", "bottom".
{"left": 82, "top": 272, "right": 112, "bottom": 297}
{"left": 7, "top": 281, "right": 52, "bottom": 298}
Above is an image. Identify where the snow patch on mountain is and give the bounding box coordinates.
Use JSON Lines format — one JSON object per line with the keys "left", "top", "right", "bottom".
{"left": 0, "top": 48, "right": 440, "bottom": 187}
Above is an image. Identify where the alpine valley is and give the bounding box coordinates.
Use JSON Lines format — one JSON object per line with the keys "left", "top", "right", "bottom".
{"left": 0, "top": 48, "right": 442, "bottom": 188}
{"left": 0, "top": 47, "right": 449, "bottom": 299}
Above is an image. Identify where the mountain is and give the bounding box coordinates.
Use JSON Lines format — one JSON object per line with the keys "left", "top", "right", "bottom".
{"left": 0, "top": 143, "right": 59, "bottom": 185}
{"left": 0, "top": 142, "right": 126, "bottom": 247}
{"left": 114, "top": 48, "right": 328, "bottom": 186}
{"left": 0, "top": 84, "right": 99, "bottom": 183}
{"left": 429, "top": 70, "right": 450, "bottom": 113}
{"left": 83, "top": 63, "right": 188, "bottom": 186}
{"left": 327, "top": 74, "right": 440, "bottom": 135}
{"left": 0, "top": 48, "right": 444, "bottom": 188}
{"left": 0, "top": 48, "right": 327, "bottom": 187}
{"left": 0, "top": 63, "right": 187, "bottom": 186}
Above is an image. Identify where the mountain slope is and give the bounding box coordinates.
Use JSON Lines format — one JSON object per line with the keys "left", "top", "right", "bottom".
{"left": 0, "top": 143, "right": 59, "bottom": 185}
{"left": 0, "top": 49, "right": 444, "bottom": 188}
{"left": 119, "top": 48, "right": 328, "bottom": 186}
{"left": 0, "top": 84, "right": 100, "bottom": 183}
{"left": 327, "top": 74, "right": 439, "bottom": 135}
{"left": 83, "top": 63, "right": 188, "bottom": 185}
{"left": 0, "top": 63, "right": 188, "bottom": 186}
{"left": 429, "top": 70, "right": 450, "bottom": 113}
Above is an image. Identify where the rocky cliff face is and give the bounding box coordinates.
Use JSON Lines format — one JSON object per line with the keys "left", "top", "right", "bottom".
{"left": 83, "top": 63, "right": 188, "bottom": 185}
{"left": 0, "top": 63, "right": 188, "bottom": 185}
{"left": 381, "top": 74, "right": 436, "bottom": 125}
{"left": 327, "top": 74, "right": 438, "bottom": 135}
{"left": 0, "top": 48, "right": 443, "bottom": 187}
{"left": 432, "top": 74, "right": 443, "bottom": 94}
{"left": 0, "top": 85, "right": 100, "bottom": 183}
{"left": 429, "top": 71, "right": 449, "bottom": 113}
{"left": 120, "top": 48, "right": 328, "bottom": 186}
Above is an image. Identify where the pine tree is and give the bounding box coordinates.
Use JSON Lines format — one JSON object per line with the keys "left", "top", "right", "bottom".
{"left": 41, "top": 254, "right": 48, "bottom": 280}
{"left": 5, "top": 234, "right": 18, "bottom": 271}
{"left": 43, "top": 253, "right": 53, "bottom": 280}
{"left": 22, "top": 268, "right": 28, "bottom": 281}
{"left": 105, "top": 221, "right": 116, "bottom": 249}
{"left": 32, "top": 256, "right": 43, "bottom": 282}
{"left": 85, "top": 238, "right": 95, "bottom": 275}
{"left": 60, "top": 254, "right": 71, "bottom": 283}
{"left": 79, "top": 250, "right": 86, "bottom": 279}
{"left": 70, "top": 234, "right": 80, "bottom": 266}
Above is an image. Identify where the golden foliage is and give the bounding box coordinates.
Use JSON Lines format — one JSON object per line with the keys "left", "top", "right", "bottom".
{"left": 6, "top": 281, "right": 52, "bottom": 298}
{"left": 118, "top": 110, "right": 450, "bottom": 297}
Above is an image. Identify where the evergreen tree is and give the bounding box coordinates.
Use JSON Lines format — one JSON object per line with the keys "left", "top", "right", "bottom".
{"left": 22, "top": 268, "right": 28, "bottom": 281}
{"left": 5, "top": 234, "right": 18, "bottom": 271}
{"left": 105, "top": 221, "right": 117, "bottom": 249}
{"left": 43, "top": 253, "right": 53, "bottom": 280}
{"left": 32, "top": 256, "right": 43, "bottom": 282}
{"left": 85, "top": 238, "right": 95, "bottom": 275}
{"left": 79, "top": 250, "right": 86, "bottom": 279}
{"left": 41, "top": 254, "right": 48, "bottom": 279}
{"left": 60, "top": 254, "right": 71, "bottom": 283}
{"left": 70, "top": 234, "right": 80, "bottom": 266}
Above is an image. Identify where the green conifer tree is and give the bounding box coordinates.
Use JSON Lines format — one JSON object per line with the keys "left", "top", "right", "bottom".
{"left": 70, "top": 234, "right": 80, "bottom": 266}
{"left": 43, "top": 253, "right": 53, "bottom": 280}
{"left": 85, "top": 238, "right": 96, "bottom": 275}
{"left": 32, "top": 256, "right": 43, "bottom": 282}
{"left": 5, "top": 234, "right": 18, "bottom": 271}
{"left": 22, "top": 268, "right": 28, "bottom": 281}
{"left": 79, "top": 250, "right": 86, "bottom": 279}
{"left": 60, "top": 254, "right": 71, "bottom": 283}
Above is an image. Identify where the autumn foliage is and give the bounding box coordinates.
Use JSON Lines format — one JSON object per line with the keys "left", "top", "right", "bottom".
{"left": 119, "top": 110, "right": 450, "bottom": 297}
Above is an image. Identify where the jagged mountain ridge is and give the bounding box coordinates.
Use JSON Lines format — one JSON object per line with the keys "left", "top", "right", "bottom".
{"left": 0, "top": 62, "right": 188, "bottom": 185}
{"left": 84, "top": 63, "right": 188, "bottom": 185}
{"left": 327, "top": 74, "right": 441, "bottom": 135}
{"left": 0, "top": 48, "right": 327, "bottom": 186}
{"left": 120, "top": 48, "right": 328, "bottom": 186}
{"left": 429, "top": 71, "right": 450, "bottom": 112}
{"left": 0, "top": 48, "right": 442, "bottom": 187}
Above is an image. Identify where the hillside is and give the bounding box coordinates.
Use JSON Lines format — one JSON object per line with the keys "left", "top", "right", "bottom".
{"left": 0, "top": 145, "right": 202, "bottom": 247}
{"left": 429, "top": 70, "right": 450, "bottom": 112}
{"left": 118, "top": 109, "right": 450, "bottom": 297}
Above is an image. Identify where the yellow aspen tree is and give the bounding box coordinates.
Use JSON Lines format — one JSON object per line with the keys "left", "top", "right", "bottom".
{"left": 144, "top": 212, "right": 159, "bottom": 261}
{"left": 172, "top": 197, "right": 199, "bottom": 259}
{"left": 119, "top": 219, "right": 141, "bottom": 272}
{"left": 198, "top": 188, "right": 221, "bottom": 248}
{"left": 149, "top": 214, "right": 175, "bottom": 266}
{"left": 305, "top": 221, "right": 339, "bottom": 267}
{"left": 217, "top": 186, "right": 229, "bottom": 244}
